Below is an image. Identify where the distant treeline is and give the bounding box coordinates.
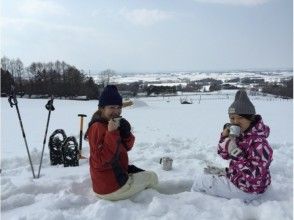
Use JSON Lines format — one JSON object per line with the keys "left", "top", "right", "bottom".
{"left": 1, "top": 57, "right": 293, "bottom": 99}
{"left": 262, "top": 79, "right": 293, "bottom": 98}
{"left": 1, "top": 58, "right": 100, "bottom": 99}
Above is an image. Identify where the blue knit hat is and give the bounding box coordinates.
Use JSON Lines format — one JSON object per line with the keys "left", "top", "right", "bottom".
{"left": 228, "top": 90, "right": 256, "bottom": 115}
{"left": 98, "top": 85, "right": 122, "bottom": 107}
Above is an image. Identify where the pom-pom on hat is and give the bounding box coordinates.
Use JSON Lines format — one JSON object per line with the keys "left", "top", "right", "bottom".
{"left": 228, "top": 90, "right": 256, "bottom": 115}
{"left": 98, "top": 85, "right": 122, "bottom": 107}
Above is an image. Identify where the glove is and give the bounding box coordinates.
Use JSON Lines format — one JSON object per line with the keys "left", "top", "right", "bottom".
{"left": 204, "top": 166, "right": 226, "bottom": 176}
{"left": 222, "top": 123, "right": 231, "bottom": 137}
{"left": 118, "top": 118, "right": 131, "bottom": 138}
{"left": 228, "top": 139, "right": 242, "bottom": 157}
{"left": 223, "top": 123, "right": 231, "bottom": 130}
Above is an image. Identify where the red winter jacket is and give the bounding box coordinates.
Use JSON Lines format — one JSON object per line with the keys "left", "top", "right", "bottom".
{"left": 218, "top": 115, "right": 273, "bottom": 194}
{"left": 87, "top": 121, "right": 135, "bottom": 195}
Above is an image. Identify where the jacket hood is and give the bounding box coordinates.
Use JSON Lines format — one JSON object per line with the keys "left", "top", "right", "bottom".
{"left": 246, "top": 115, "right": 270, "bottom": 138}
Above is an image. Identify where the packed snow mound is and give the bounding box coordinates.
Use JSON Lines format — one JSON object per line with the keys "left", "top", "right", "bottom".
{"left": 132, "top": 99, "right": 149, "bottom": 108}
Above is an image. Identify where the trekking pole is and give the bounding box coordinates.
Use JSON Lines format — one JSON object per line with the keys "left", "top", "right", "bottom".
{"left": 78, "top": 114, "right": 87, "bottom": 159}
{"left": 37, "top": 96, "right": 55, "bottom": 178}
{"left": 8, "top": 85, "right": 36, "bottom": 178}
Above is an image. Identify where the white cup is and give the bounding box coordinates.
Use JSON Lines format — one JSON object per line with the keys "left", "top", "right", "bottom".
{"left": 229, "top": 125, "right": 241, "bottom": 138}
{"left": 112, "top": 117, "right": 122, "bottom": 127}
{"left": 160, "top": 157, "right": 173, "bottom": 171}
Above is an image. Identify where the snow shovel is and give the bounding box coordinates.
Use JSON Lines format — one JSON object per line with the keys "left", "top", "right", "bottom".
{"left": 78, "top": 114, "right": 87, "bottom": 159}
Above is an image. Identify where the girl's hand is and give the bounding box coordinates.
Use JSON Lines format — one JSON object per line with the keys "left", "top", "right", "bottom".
{"left": 222, "top": 128, "right": 230, "bottom": 137}
{"left": 108, "top": 119, "right": 119, "bottom": 132}
{"left": 222, "top": 123, "right": 230, "bottom": 137}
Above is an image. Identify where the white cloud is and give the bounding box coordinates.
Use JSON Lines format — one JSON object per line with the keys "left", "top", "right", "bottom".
{"left": 119, "top": 8, "right": 173, "bottom": 26}
{"left": 193, "top": 0, "right": 269, "bottom": 6}
{"left": 18, "top": 0, "right": 69, "bottom": 15}
{"left": 0, "top": 16, "right": 96, "bottom": 36}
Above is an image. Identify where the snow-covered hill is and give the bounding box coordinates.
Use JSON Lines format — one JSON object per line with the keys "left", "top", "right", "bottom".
{"left": 1, "top": 92, "right": 293, "bottom": 220}
{"left": 92, "top": 70, "right": 293, "bottom": 84}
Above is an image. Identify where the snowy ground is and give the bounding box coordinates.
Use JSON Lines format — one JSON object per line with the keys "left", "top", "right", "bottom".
{"left": 1, "top": 91, "right": 293, "bottom": 220}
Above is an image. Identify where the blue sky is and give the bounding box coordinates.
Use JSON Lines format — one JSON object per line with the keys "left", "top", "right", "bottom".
{"left": 1, "top": 0, "right": 293, "bottom": 73}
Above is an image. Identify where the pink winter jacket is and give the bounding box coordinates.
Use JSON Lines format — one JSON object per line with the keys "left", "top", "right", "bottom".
{"left": 218, "top": 115, "right": 273, "bottom": 194}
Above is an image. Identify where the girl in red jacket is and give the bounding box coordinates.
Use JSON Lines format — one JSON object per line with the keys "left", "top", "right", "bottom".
{"left": 191, "top": 90, "right": 273, "bottom": 201}
{"left": 86, "top": 85, "right": 158, "bottom": 201}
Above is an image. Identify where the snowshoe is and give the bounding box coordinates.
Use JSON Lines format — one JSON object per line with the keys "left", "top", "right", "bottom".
{"left": 62, "top": 136, "right": 79, "bottom": 167}
{"left": 48, "top": 129, "right": 67, "bottom": 165}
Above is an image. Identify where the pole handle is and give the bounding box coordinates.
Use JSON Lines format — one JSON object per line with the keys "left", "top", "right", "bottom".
{"left": 8, "top": 85, "right": 17, "bottom": 107}
{"left": 45, "top": 96, "right": 55, "bottom": 111}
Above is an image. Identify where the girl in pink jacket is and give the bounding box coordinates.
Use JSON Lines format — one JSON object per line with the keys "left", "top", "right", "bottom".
{"left": 192, "top": 90, "right": 273, "bottom": 201}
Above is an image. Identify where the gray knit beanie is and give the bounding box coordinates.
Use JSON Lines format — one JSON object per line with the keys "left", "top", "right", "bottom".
{"left": 228, "top": 90, "right": 256, "bottom": 115}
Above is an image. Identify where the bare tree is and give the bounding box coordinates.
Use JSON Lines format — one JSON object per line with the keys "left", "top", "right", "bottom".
{"left": 100, "top": 69, "right": 116, "bottom": 87}
{"left": 28, "top": 62, "right": 44, "bottom": 76}
{"left": 15, "top": 58, "right": 24, "bottom": 89}
{"left": 1, "top": 56, "right": 10, "bottom": 71}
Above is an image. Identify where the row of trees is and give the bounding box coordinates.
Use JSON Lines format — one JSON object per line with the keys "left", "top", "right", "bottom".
{"left": 1, "top": 57, "right": 101, "bottom": 99}
{"left": 262, "top": 79, "right": 293, "bottom": 98}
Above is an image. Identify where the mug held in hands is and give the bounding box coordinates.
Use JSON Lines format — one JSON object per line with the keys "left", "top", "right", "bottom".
{"left": 223, "top": 123, "right": 241, "bottom": 137}
{"left": 229, "top": 125, "right": 241, "bottom": 138}
{"left": 112, "top": 117, "right": 122, "bottom": 127}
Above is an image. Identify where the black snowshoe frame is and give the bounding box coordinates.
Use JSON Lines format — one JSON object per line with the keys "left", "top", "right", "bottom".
{"left": 48, "top": 129, "right": 79, "bottom": 167}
